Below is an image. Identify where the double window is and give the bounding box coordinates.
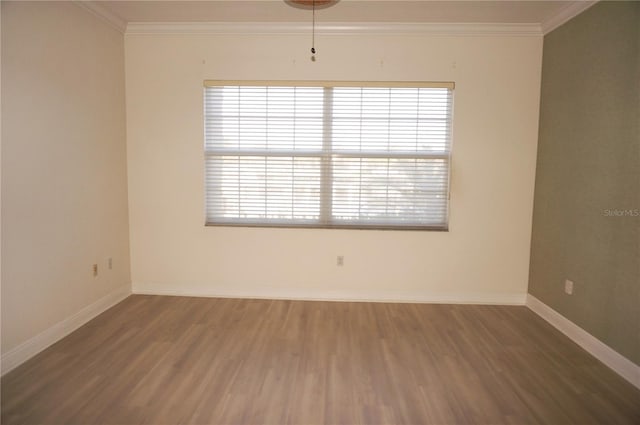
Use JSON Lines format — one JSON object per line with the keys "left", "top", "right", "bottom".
{"left": 204, "top": 81, "right": 454, "bottom": 230}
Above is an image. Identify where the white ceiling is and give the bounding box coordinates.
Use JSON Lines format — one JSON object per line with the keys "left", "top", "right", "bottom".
{"left": 94, "top": 0, "right": 587, "bottom": 25}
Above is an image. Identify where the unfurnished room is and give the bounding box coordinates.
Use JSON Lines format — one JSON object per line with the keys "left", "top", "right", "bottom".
{"left": 1, "top": 1, "right": 639, "bottom": 424}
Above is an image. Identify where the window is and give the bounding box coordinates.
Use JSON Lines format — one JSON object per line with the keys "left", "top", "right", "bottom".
{"left": 204, "top": 81, "right": 454, "bottom": 230}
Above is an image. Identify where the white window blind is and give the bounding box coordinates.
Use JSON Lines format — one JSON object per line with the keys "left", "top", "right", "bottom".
{"left": 204, "top": 81, "right": 453, "bottom": 230}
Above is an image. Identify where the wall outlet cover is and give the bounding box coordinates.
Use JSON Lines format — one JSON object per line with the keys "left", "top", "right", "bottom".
{"left": 564, "top": 279, "right": 574, "bottom": 295}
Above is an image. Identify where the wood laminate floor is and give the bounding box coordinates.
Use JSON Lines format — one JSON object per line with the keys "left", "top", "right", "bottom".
{"left": 2, "top": 295, "right": 639, "bottom": 424}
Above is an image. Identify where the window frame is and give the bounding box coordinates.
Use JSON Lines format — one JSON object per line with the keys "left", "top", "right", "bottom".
{"left": 203, "top": 80, "right": 454, "bottom": 231}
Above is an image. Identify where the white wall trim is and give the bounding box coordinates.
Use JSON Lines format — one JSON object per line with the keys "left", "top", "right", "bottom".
{"left": 540, "top": 1, "right": 598, "bottom": 35}
{"left": 73, "top": 1, "right": 127, "bottom": 33}
{"left": 1, "top": 284, "right": 131, "bottom": 376}
{"left": 70, "top": 1, "right": 598, "bottom": 37}
{"left": 125, "top": 22, "right": 542, "bottom": 37}
{"left": 132, "top": 282, "right": 526, "bottom": 305}
{"left": 526, "top": 294, "right": 640, "bottom": 390}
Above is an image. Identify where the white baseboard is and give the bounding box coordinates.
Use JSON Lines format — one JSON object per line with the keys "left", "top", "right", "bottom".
{"left": 1, "top": 284, "right": 131, "bottom": 376}
{"left": 132, "top": 282, "right": 527, "bottom": 305}
{"left": 526, "top": 294, "right": 640, "bottom": 390}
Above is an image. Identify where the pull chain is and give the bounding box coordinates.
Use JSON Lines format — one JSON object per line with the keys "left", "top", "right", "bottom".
{"left": 311, "top": 0, "right": 316, "bottom": 61}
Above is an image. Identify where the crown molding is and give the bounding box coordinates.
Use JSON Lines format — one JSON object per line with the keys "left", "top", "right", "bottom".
{"left": 73, "top": 1, "right": 127, "bottom": 33}
{"left": 72, "top": 1, "right": 598, "bottom": 38}
{"left": 541, "top": 1, "right": 598, "bottom": 35}
{"left": 125, "top": 22, "right": 542, "bottom": 37}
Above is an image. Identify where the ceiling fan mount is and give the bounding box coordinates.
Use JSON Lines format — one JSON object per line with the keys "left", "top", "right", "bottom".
{"left": 285, "top": 1, "right": 339, "bottom": 10}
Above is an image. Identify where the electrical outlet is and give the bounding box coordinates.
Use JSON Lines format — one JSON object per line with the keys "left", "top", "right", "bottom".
{"left": 92, "top": 264, "right": 98, "bottom": 277}
{"left": 108, "top": 257, "right": 113, "bottom": 270}
{"left": 564, "top": 279, "right": 574, "bottom": 295}
{"left": 337, "top": 255, "right": 344, "bottom": 266}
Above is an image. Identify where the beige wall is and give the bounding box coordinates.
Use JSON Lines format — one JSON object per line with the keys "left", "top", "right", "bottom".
{"left": 529, "top": 2, "right": 640, "bottom": 365}
{"left": 126, "top": 31, "right": 542, "bottom": 302}
{"left": 1, "top": 2, "right": 131, "bottom": 354}
{"left": 0, "top": 0, "right": 3, "bottom": 359}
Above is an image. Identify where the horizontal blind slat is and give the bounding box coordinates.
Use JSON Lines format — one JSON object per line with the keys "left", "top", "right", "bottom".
{"left": 204, "top": 83, "right": 453, "bottom": 228}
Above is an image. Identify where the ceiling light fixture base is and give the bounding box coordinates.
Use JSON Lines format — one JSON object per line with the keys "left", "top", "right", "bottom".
{"left": 285, "top": 1, "right": 339, "bottom": 10}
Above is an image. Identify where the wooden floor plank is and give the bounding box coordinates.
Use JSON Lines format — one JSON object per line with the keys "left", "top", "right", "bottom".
{"left": 2, "top": 295, "right": 639, "bottom": 424}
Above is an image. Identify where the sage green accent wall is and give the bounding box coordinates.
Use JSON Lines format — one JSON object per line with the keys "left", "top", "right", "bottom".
{"left": 529, "top": 1, "right": 639, "bottom": 365}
